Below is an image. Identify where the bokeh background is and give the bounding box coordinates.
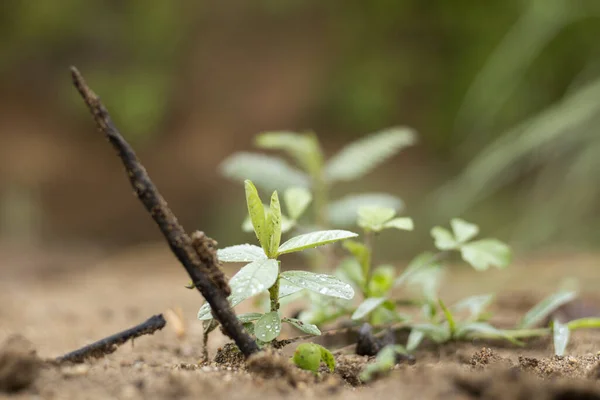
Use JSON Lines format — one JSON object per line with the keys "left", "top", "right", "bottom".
{"left": 2, "top": 0, "right": 600, "bottom": 263}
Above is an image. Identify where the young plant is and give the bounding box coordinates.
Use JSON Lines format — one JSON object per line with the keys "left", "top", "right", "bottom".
{"left": 197, "top": 180, "right": 358, "bottom": 344}
{"left": 301, "top": 205, "right": 414, "bottom": 326}
{"left": 325, "top": 216, "right": 515, "bottom": 350}
{"left": 220, "top": 128, "right": 416, "bottom": 231}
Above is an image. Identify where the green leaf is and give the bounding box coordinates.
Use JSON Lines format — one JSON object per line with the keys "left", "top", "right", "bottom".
{"left": 328, "top": 193, "right": 404, "bottom": 227}
{"left": 517, "top": 290, "right": 577, "bottom": 329}
{"left": 452, "top": 294, "right": 495, "bottom": 321}
{"left": 217, "top": 244, "right": 266, "bottom": 263}
{"left": 325, "top": 127, "right": 416, "bottom": 182}
{"left": 383, "top": 217, "right": 414, "bottom": 231}
{"left": 460, "top": 239, "right": 512, "bottom": 271}
{"left": 450, "top": 218, "right": 480, "bottom": 243}
{"left": 237, "top": 313, "right": 263, "bottom": 324}
{"left": 455, "top": 322, "right": 523, "bottom": 345}
{"left": 242, "top": 322, "right": 255, "bottom": 336}
{"left": 405, "top": 264, "right": 444, "bottom": 302}
{"left": 197, "top": 259, "right": 279, "bottom": 320}
{"left": 242, "top": 209, "right": 295, "bottom": 234}
{"left": 284, "top": 187, "right": 312, "bottom": 220}
{"left": 254, "top": 311, "right": 282, "bottom": 342}
{"left": 567, "top": 318, "right": 600, "bottom": 331}
{"left": 430, "top": 226, "right": 458, "bottom": 250}
{"left": 220, "top": 153, "right": 310, "bottom": 191}
{"left": 203, "top": 318, "right": 219, "bottom": 335}
{"left": 278, "top": 280, "right": 304, "bottom": 299}
{"left": 266, "top": 191, "right": 282, "bottom": 258}
{"left": 255, "top": 131, "right": 323, "bottom": 176}
{"left": 552, "top": 319, "right": 570, "bottom": 356}
{"left": 277, "top": 230, "right": 359, "bottom": 255}
{"left": 438, "top": 299, "right": 456, "bottom": 336}
{"left": 368, "top": 265, "right": 395, "bottom": 297}
{"left": 357, "top": 206, "right": 396, "bottom": 231}
{"left": 244, "top": 180, "right": 267, "bottom": 247}
{"left": 336, "top": 258, "right": 365, "bottom": 289}
{"left": 280, "top": 271, "right": 355, "bottom": 300}
{"left": 292, "top": 343, "right": 321, "bottom": 373}
{"left": 410, "top": 323, "right": 451, "bottom": 343}
{"left": 351, "top": 297, "right": 387, "bottom": 320}
{"left": 319, "top": 346, "right": 336, "bottom": 372}
{"left": 406, "top": 329, "right": 425, "bottom": 352}
{"left": 342, "top": 240, "right": 370, "bottom": 280}
{"left": 394, "top": 252, "right": 440, "bottom": 288}
{"left": 282, "top": 317, "right": 321, "bottom": 336}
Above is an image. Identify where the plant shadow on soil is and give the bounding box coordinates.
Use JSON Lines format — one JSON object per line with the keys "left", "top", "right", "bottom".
{"left": 1, "top": 244, "right": 600, "bottom": 399}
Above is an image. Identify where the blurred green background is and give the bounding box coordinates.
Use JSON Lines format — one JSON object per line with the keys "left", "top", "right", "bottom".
{"left": 1, "top": 0, "right": 599, "bottom": 259}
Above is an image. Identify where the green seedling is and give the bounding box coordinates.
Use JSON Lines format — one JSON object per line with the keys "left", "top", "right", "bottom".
{"left": 220, "top": 128, "right": 416, "bottom": 232}
{"left": 198, "top": 180, "right": 357, "bottom": 344}
{"left": 292, "top": 343, "right": 335, "bottom": 374}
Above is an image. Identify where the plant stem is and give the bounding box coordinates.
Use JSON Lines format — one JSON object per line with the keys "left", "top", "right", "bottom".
{"left": 313, "top": 172, "right": 328, "bottom": 229}
{"left": 269, "top": 275, "right": 280, "bottom": 312}
{"left": 363, "top": 230, "right": 375, "bottom": 297}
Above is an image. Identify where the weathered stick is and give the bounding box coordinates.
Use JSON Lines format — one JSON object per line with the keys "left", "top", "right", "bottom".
{"left": 56, "top": 314, "right": 166, "bottom": 363}
{"left": 70, "top": 66, "right": 259, "bottom": 357}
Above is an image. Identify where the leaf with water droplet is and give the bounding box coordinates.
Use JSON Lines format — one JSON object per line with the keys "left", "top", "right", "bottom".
{"left": 217, "top": 244, "right": 266, "bottom": 263}
{"left": 280, "top": 271, "right": 355, "bottom": 300}
{"left": 254, "top": 311, "right": 281, "bottom": 342}
{"left": 198, "top": 259, "right": 278, "bottom": 320}
{"left": 277, "top": 230, "right": 358, "bottom": 255}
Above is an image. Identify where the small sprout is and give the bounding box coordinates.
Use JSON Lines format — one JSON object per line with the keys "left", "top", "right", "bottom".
{"left": 431, "top": 219, "right": 511, "bottom": 270}
{"left": 360, "top": 345, "right": 409, "bottom": 382}
{"left": 292, "top": 343, "right": 335, "bottom": 374}
{"left": 357, "top": 206, "right": 413, "bottom": 233}
{"left": 199, "top": 180, "right": 357, "bottom": 344}
{"left": 552, "top": 319, "right": 570, "bottom": 356}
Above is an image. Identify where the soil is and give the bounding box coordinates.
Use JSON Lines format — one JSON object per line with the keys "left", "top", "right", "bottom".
{"left": 1, "top": 242, "right": 600, "bottom": 399}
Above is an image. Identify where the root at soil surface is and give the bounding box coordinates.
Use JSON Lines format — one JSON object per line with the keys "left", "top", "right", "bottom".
{"left": 0, "top": 335, "right": 41, "bottom": 393}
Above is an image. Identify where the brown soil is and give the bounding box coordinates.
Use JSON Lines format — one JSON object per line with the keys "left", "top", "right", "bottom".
{"left": 1, "top": 243, "right": 600, "bottom": 399}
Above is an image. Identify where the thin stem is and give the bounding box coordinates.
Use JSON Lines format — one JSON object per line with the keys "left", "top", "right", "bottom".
{"left": 269, "top": 275, "right": 280, "bottom": 312}
{"left": 363, "top": 230, "right": 375, "bottom": 298}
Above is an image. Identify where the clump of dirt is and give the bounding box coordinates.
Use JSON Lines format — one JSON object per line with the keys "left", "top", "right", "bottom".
{"left": 333, "top": 354, "right": 369, "bottom": 386}
{"left": 518, "top": 354, "right": 600, "bottom": 379}
{"left": 0, "top": 334, "right": 41, "bottom": 393}
{"left": 247, "top": 349, "right": 314, "bottom": 388}
{"left": 453, "top": 368, "right": 600, "bottom": 400}
{"left": 213, "top": 343, "right": 245, "bottom": 367}
{"left": 469, "top": 347, "right": 513, "bottom": 370}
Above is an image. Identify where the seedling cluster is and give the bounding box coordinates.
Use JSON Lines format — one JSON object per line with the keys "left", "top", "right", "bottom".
{"left": 211, "top": 128, "right": 600, "bottom": 378}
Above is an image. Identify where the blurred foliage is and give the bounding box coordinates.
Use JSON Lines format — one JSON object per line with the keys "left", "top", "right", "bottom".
{"left": 0, "top": 0, "right": 194, "bottom": 142}
{"left": 2, "top": 0, "right": 600, "bottom": 249}
{"left": 431, "top": 0, "right": 600, "bottom": 249}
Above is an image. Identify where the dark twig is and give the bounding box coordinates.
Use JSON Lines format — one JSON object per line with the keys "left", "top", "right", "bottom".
{"left": 56, "top": 314, "right": 166, "bottom": 364}
{"left": 70, "top": 66, "right": 259, "bottom": 357}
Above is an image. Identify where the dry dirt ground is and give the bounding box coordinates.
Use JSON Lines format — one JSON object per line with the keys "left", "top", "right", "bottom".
{"left": 1, "top": 242, "right": 600, "bottom": 399}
